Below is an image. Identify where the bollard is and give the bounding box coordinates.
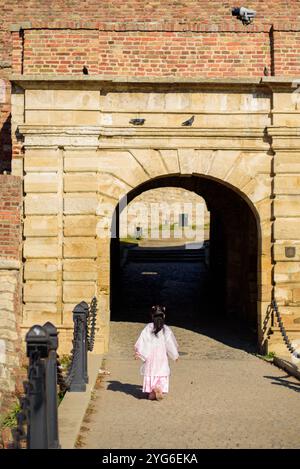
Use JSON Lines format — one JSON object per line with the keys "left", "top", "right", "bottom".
{"left": 43, "top": 322, "right": 61, "bottom": 449}
{"left": 25, "top": 325, "right": 50, "bottom": 449}
{"left": 69, "top": 301, "right": 89, "bottom": 392}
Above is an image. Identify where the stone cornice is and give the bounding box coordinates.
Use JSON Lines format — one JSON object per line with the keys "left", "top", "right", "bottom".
{"left": 11, "top": 75, "right": 300, "bottom": 92}
{"left": 18, "top": 125, "right": 266, "bottom": 139}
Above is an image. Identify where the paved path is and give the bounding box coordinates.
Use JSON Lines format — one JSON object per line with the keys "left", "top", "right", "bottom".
{"left": 80, "top": 321, "right": 300, "bottom": 449}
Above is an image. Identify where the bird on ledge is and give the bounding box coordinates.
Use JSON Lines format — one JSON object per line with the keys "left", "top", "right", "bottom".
{"left": 182, "top": 116, "right": 195, "bottom": 126}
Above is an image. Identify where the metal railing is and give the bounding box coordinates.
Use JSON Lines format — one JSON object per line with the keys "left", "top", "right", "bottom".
{"left": 268, "top": 299, "right": 300, "bottom": 359}
{"left": 12, "top": 297, "right": 98, "bottom": 449}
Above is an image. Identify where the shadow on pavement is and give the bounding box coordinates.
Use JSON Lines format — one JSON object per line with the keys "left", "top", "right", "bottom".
{"left": 263, "top": 374, "right": 300, "bottom": 393}
{"left": 106, "top": 381, "right": 145, "bottom": 399}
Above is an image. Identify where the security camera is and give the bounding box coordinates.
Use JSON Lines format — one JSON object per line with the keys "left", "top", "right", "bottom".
{"left": 232, "top": 7, "right": 256, "bottom": 25}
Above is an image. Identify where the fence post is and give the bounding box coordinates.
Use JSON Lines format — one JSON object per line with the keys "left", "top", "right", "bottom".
{"left": 69, "top": 301, "right": 89, "bottom": 392}
{"left": 43, "top": 321, "right": 61, "bottom": 449}
{"left": 25, "top": 325, "right": 50, "bottom": 449}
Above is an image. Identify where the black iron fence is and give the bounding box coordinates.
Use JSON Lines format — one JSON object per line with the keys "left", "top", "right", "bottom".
{"left": 12, "top": 297, "right": 98, "bottom": 449}
{"left": 268, "top": 298, "right": 300, "bottom": 359}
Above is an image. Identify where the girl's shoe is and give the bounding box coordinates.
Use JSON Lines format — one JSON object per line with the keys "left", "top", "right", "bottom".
{"left": 154, "top": 386, "right": 163, "bottom": 401}
{"left": 148, "top": 391, "right": 156, "bottom": 400}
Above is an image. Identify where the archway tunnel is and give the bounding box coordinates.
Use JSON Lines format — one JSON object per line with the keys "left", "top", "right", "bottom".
{"left": 110, "top": 174, "right": 261, "bottom": 351}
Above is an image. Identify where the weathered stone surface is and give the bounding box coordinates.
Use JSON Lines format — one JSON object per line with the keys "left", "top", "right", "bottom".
{"left": 274, "top": 197, "right": 300, "bottom": 217}
{"left": 63, "top": 282, "right": 96, "bottom": 302}
{"left": 25, "top": 194, "right": 59, "bottom": 215}
{"left": 24, "top": 238, "right": 59, "bottom": 258}
{"left": 274, "top": 175, "right": 300, "bottom": 195}
{"left": 24, "top": 216, "right": 58, "bottom": 237}
{"left": 274, "top": 242, "right": 300, "bottom": 261}
{"left": 130, "top": 149, "right": 168, "bottom": 178}
{"left": 98, "top": 151, "right": 149, "bottom": 187}
{"left": 64, "top": 216, "right": 97, "bottom": 236}
{"left": 26, "top": 110, "right": 100, "bottom": 125}
{"left": 274, "top": 262, "right": 300, "bottom": 283}
{"left": 24, "top": 260, "right": 58, "bottom": 280}
{"left": 64, "top": 195, "right": 98, "bottom": 214}
{"left": 64, "top": 173, "right": 98, "bottom": 192}
{"left": 274, "top": 218, "right": 300, "bottom": 240}
{"left": 63, "top": 237, "right": 97, "bottom": 258}
{"left": 63, "top": 259, "right": 97, "bottom": 280}
{"left": 24, "top": 149, "right": 59, "bottom": 172}
{"left": 24, "top": 173, "right": 58, "bottom": 193}
{"left": 24, "top": 281, "right": 58, "bottom": 302}
{"left": 26, "top": 90, "right": 100, "bottom": 110}
{"left": 99, "top": 173, "right": 132, "bottom": 199}
{"left": 274, "top": 153, "right": 300, "bottom": 173}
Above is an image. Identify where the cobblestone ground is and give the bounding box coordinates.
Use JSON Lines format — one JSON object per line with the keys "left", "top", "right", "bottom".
{"left": 80, "top": 259, "right": 300, "bottom": 449}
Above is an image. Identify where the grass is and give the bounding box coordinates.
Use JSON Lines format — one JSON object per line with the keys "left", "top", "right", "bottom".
{"left": 0, "top": 401, "right": 21, "bottom": 430}
{"left": 256, "top": 351, "right": 276, "bottom": 362}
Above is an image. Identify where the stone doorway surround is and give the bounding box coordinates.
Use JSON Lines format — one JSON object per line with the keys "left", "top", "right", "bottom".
{"left": 10, "top": 75, "right": 300, "bottom": 355}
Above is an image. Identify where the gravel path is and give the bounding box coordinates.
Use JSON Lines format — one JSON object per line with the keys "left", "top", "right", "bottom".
{"left": 80, "top": 321, "right": 300, "bottom": 449}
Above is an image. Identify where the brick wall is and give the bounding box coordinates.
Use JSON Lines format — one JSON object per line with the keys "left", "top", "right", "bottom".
{"left": 22, "top": 30, "right": 270, "bottom": 77}
{"left": 0, "top": 175, "right": 22, "bottom": 259}
{"left": 2, "top": 2, "right": 300, "bottom": 171}
{"left": 0, "top": 174, "right": 22, "bottom": 417}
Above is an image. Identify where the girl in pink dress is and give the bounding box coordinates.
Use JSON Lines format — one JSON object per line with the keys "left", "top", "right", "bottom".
{"left": 134, "top": 305, "right": 179, "bottom": 401}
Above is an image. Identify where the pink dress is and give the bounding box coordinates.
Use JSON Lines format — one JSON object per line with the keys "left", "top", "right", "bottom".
{"left": 134, "top": 323, "right": 179, "bottom": 393}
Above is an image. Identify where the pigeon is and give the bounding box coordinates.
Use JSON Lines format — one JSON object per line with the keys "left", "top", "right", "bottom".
{"left": 129, "top": 118, "right": 145, "bottom": 125}
{"left": 83, "top": 66, "right": 89, "bottom": 75}
{"left": 263, "top": 66, "right": 269, "bottom": 76}
{"left": 182, "top": 115, "right": 195, "bottom": 126}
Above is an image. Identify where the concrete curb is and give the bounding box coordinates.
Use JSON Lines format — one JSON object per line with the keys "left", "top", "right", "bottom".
{"left": 58, "top": 354, "right": 103, "bottom": 449}
{"left": 273, "top": 356, "right": 300, "bottom": 381}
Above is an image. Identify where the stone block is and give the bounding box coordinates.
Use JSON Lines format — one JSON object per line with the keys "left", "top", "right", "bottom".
{"left": 178, "top": 149, "right": 200, "bottom": 175}
{"left": 24, "top": 281, "right": 58, "bottom": 303}
{"left": 64, "top": 173, "right": 98, "bottom": 193}
{"left": 274, "top": 197, "right": 300, "bottom": 217}
{"left": 208, "top": 150, "right": 240, "bottom": 180}
{"left": 99, "top": 151, "right": 148, "bottom": 188}
{"left": 274, "top": 218, "right": 300, "bottom": 240}
{"left": 26, "top": 90, "right": 100, "bottom": 110}
{"left": 24, "top": 173, "right": 58, "bottom": 193}
{"left": 26, "top": 110, "right": 100, "bottom": 126}
{"left": 25, "top": 194, "right": 59, "bottom": 215}
{"left": 159, "top": 150, "right": 180, "bottom": 174}
{"left": 63, "top": 238, "right": 97, "bottom": 258}
{"left": 130, "top": 149, "right": 168, "bottom": 178}
{"left": 24, "top": 260, "right": 58, "bottom": 280}
{"left": 64, "top": 150, "right": 99, "bottom": 172}
{"left": 63, "top": 259, "right": 97, "bottom": 281}
{"left": 24, "top": 216, "right": 58, "bottom": 237}
{"left": 24, "top": 149, "right": 59, "bottom": 172}
{"left": 64, "top": 195, "right": 98, "bottom": 215}
{"left": 274, "top": 175, "right": 300, "bottom": 195}
{"left": 274, "top": 242, "right": 300, "bottom": 261}
{"left": 63, "top": 282, "right": 96, "bottom": 303}
{"left": 274, "top": 152, "right": 300, "bottom": 173}
{"left": 64, "top": 216, "right": 97, "bottom": 236}
{"left": 274, "top": 262, "right": 300, "bottom": 283}
{"left": 99, "top": 173, "right": 131, "bottom": 200}
{"left": 24, "top": 238, "right": 59, "bottom": 258}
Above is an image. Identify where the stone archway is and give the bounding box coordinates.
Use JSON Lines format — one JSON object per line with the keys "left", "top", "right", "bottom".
{"left": 109, "top": 173, "right": 261, "bottom": 348}
{"left": 18, "top": 81, "right": 277, "bottom": 355}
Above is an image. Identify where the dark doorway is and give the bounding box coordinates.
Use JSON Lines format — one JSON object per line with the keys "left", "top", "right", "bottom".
{"left": 110, "top": 175, "right": 260, "bottom": 352}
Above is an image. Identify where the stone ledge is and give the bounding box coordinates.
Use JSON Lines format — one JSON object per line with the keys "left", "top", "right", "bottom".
{"left": 58, "top": 354, "right": 103, "bottom": 449}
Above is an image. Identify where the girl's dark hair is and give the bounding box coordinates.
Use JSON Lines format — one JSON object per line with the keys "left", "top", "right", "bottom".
{"left": 151, "top": 305, "right": 166, "bottom": 336}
